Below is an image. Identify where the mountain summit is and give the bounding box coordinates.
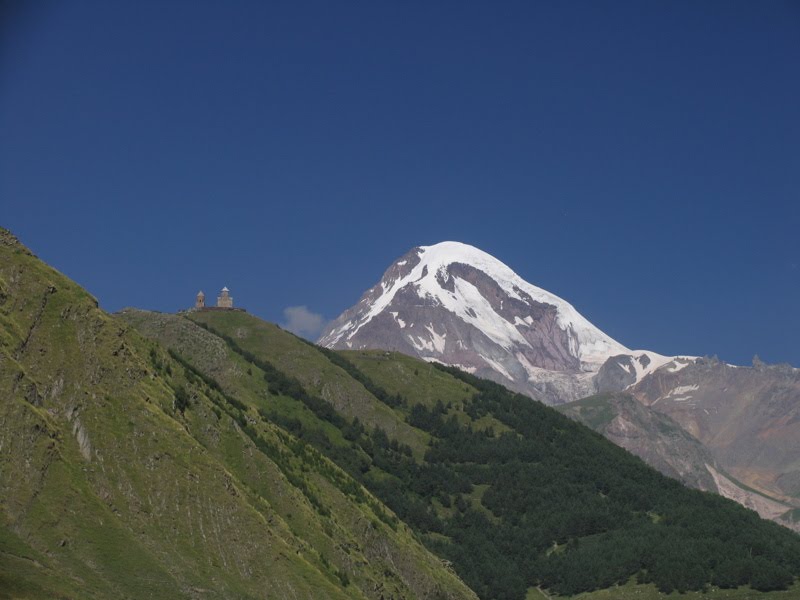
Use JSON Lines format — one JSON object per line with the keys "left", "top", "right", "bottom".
{"left": 319, "top": 242, "right": 679, "bottom": 403}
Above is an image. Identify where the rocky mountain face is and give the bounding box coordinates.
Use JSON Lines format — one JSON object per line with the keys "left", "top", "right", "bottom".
{"left": 629, "top": 357, "right": 800, "bottom": 513}
{"left": 319, "top": 242, "right": 679, "bottom": 404}
{"left": 558, "top": 392, "right": 799, "bottom": 531}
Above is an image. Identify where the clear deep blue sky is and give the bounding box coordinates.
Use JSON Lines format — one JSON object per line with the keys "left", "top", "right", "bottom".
{"left": 2, "top": 1, "right": 799, "bottom": 365}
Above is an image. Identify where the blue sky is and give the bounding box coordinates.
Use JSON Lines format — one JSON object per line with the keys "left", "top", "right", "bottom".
{"left": 2, "top": 1, "right": 798, "bottom": 365}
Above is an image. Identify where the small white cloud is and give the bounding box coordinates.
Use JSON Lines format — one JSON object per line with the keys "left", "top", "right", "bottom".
{"left": 282, "top": 305, "right": 328, "bottom": 340}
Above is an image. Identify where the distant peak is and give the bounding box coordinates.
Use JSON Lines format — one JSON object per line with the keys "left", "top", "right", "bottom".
{"left": 420, "top": 240, "right": 484, "bottom": 253}
{"left": 403, "top": 241, "right": 521, "bottom": 285}
{"left": 321, "top": 241, "right": 631, "bottom": 369}
{"left": 415, "top": 241, "right": 507, "bottom": 266}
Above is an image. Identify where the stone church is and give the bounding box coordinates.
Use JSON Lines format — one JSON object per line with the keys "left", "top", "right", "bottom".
{"left": 195, "top": 286, "right": 236, "bottom": 310}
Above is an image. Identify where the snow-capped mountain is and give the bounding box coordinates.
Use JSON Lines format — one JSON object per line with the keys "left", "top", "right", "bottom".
{"left": 320, "top": 241, "right": 800, "bottom": 527}
{"left": 319, "top": 241, "right": 689, "bottom": 403}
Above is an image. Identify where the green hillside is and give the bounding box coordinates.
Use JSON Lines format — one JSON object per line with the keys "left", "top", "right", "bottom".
{"left": 0, "top": 228, "right": 476, "bottom": 600}
{"left": 120, "top": 307, "right": 800, "bottom": 599}
{"left": 5, "top": 224, "right": 800, "bottom": 600}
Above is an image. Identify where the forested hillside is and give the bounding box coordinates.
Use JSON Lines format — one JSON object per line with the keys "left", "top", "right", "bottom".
{"left": 122, "top": 306, "right": 800, "bottom": 599}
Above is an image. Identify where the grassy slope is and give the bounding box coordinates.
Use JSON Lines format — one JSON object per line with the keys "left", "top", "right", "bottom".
{"left": 342, "top": 350, "right": 510, "bottom": 434}
{"left": 188, "top": 310, "right": 431, "bottom": 457}
{"left": 0, "top": 229, "right": 476, "bottom": 600}
{"left": 120, "top": 308, "right": 478, "bottom": 600}
{"left": 125, "top": 313, "right": 499, "bottom": 524}
{"left": 342, "top": 350, "right": 477, "bottom": 408}
{"left": 123, "top": 309, "right": 800, "bottom": 599}
{"left": 118, "top": 309, "right": 353, "bottom": 450}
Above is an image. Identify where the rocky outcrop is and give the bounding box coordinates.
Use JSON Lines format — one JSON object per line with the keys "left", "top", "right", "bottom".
{"left": 595, "top": 355, "right": 643, "bottom": 393}
{"left": 558, "top": 391, "right": 800, "bottom": 528}
{"left": 630, "top": 357, "right": 800, "bottom": 506}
